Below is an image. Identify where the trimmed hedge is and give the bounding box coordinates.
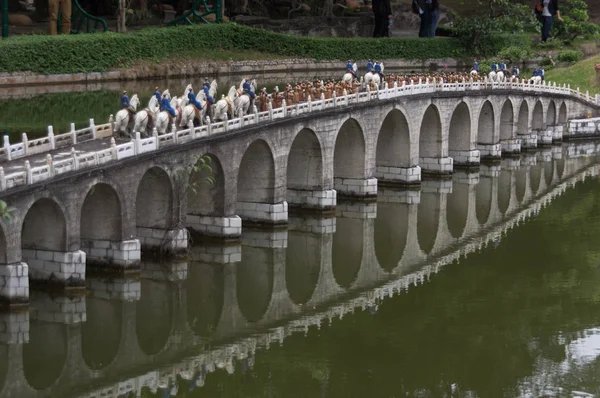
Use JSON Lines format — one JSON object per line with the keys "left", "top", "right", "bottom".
{"left": 0, "top": 24, "right": 531, "bottom": 74}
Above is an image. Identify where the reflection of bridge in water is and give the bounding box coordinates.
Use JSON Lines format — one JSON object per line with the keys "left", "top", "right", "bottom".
{"left": 0, "top": 141, "right": 599, "bottom": 397}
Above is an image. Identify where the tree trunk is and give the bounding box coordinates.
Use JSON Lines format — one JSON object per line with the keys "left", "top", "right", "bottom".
{"left": 117, "top": 0, "right": 127, "bottom": 32}
{"left": 322, "top": 0, "right": 333, "bottom": 18}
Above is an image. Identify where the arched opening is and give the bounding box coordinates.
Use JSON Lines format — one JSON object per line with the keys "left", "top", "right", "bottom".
{"left": 547, "top": 101, "right": 557, "bottom": 126}
{"left": 375, "top": 202, "right": 408, "bottom": 272}
{"left": 530, "top": 164, "right": 542, "bottom": 196}
{"left": 517, "top": 101, "right": 529, "bottom": 134}
{"left": 22, "top": 198, "right": 67, "bottom": 252}
{"left": 334, "top": 119, "right": 366, "bottom": 180}
{"left": 417, "top": 193, "right": 440, "bottom": 254}
{"left": 558, "top": 103, "right": 568, "bottom": 125}
{"left": 500, "top": 100, "right": 514, "bottom": 141}
{"left": 186, "top": 262, "right": 224, "bottom": 338}
{"left": 136, "top": 167, "right": 173, "bottom": 229}
{"left": 333, "top": 217, "right": 363, "bottom": 288}
{"left": 516, "top": 168, "right": 527, "bottom": 203}
{"left": 448, "top": 102, "right": 472, "bottom": 154}
{"left": 478, "top": 101, "right": 496, "bottom": 144}
{"left": 82, "top": 298, "right": 122, "bottom": 370}
{"left": 476, "top": 177, "right": 493, "bottom": 225}
{"left": 136, "top": 280, "right": 173, "bottom": 356}
{"left": 81, "top": 183, "right": 122, "bottom": 242}
{"left": 237, "top": 246, "right": 274, "bottom": 323}
{"left": 286, "top": 231, "right": 321, "bottom": 305}
{"left": 187, "top": 154, "right": 226, "bottom": 216}
{"left": 23, "top": 321, "right": 68, "bottom": 390}
{"left": 446, "top": 180, "right": 470, "bottom": 238}
{"left": 532, "top": 101, "right": 544, "bottom": 131}
{"left": 0, "top": 345, "right": 8, "bottom": 393}
{"left": 376, "top": 109, "right": 412, "bottom": 168}
{"left": 498, "top": 170, "right": 512, "bottom": 215}
{"left": 237, "top": 140, "right": 275, "bottom": 204}
{"left": 419, "top": 105, "right": 443, "bottom": 159}
{"left": 287, "top": 129, "right": 324, "bottom": 190}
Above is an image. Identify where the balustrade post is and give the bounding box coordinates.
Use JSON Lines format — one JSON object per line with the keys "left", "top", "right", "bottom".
{"left": 135, "top": 132, "right": 142, "bottom": 154}
{"left": 253, "top": 105, "right": 259, "bottom": 122}
{"left": 282, "top": 99, "right": 287, "bottom": 116}
{"left": 71, "top": 147, "right": 79, "bottom": 170}
{"left": 3, "top": 136, "right": 10, "bottom": 161}
{"left": 187, "top": 120, "right": 194, "bottom": 135}
{"left": 343, "top": 89, "right": 348, "bottom": 105}
{"left": 110, "top": 138, "right": 117, "bottom": 160}
{"left": 205, "top": 118, "right": 212, "bottom": 135}
{"left": 70, "top": 123, "right": 77, "bottom": 145}
{"left": 89, "top": 118, "right": 96, "bottom": 139}
{"left": 268, "top": 101, "right": 273, "bottom": 121}
{"left": 153, "top": 128, "right": 159, "bottom": 148}
{"left": 308, "top": 95, "right": 312, "bottom": 112}
{"left": 239, "top": 109, "right": 244, "bottom": 128}
{"left": 47, "top": 126, "right": 55, "bottom": 150}
{"left": 46, "top": 154, "right": 54, "bottom": 177}
{"left": 0, "top": 167, "right": 5, "bottom": 191}
{"left": 24, "top": 160, "right": 31, "bottom": 184}
{"left": 21, "top": 133, "right": 28, "bottom": 156}
{"left": 224, "top": 113, "right": 228, "bottom": 132}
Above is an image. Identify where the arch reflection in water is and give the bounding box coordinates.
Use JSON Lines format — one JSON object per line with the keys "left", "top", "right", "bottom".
{"left": 375, "top": 199, "right": 409, "bottom": 272}
{"left": 136, "top": 279, "right": 173, "bottom": 356}
{"left": 186, "top": 262, "right": 224, "bottom": 338}
{"left": 23, "top": 320, "right": 68, "bottom": 390}
{"left": 286, "top": 231, "right": 322, "bottom": 305}
{"left": 237, "top": 242, "right": 275, "bottom": 323}
{"left": 82, "top": 297, "right": 122, "bottom": 370}
{"left": 447, "top": 172, "right": 475, "bottom": 239}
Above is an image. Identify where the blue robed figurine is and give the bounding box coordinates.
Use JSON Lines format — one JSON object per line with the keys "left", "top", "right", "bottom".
{"left": 153, "top": 87, "right": 161, "bottom": 103}
{"left": 491, "top": 62, "right": 498, "bottom": 72}
{"left": 203, "top": 79, "right": 214, "bottom": 104}
{"left": 374, "top": 62, "right": 384, "bottom": 79}
{"left": 243, "top": 79, "right": 255, "bottom": 100}
{"left": 160, "top": 95, "right": 176, "bottom": 118}
{"left": 472, "top": 60, "right": 479, "bottom": 73}
{"left": 187, "top": 85, "right": 202, "bottom": 110}
{"left": 499, "top": 60, "right": 506, "bottom": 71}
{"left": 511, "top": 65, "right": 520, "bottom": 78}
{"left": 346, "top": 60, "right": 355, "bottom": 77}
{"left": 121, "top": 90, "right": 135, "bottom": 113}
{"left": 366, "top": 59, "right": 374, "bottom": 74}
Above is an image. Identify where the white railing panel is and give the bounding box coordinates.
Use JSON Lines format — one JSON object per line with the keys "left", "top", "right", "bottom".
{"left": 158, "top": 133, "right": 175, "bottom": 147}
{"left": 176, "top": 129, "right": 193, "bottom": 144}
{"left": 26, "top": 137, "right": 52, "bottom": 156}
{"left": 75, "top": 127, "right": 93, "bottom": 142}
{"left": 54, "top": 132, "right": 74, "bottom": 149}
{"left": 116, "top": 142, "right": 135, "bottom": 159}
{"left": 53, "top": 157, "right": 76, "bottom": 175}
{"left": 96, "top": 148, "right": 114, "bottom": 165}
{"left": 139, "top": 137, "right": 158, "bottom": 154}
{"left": 5, "top": 172, "right": 25, "bottom": 189}
{"left": 30, "top": 165, "right": 51, "bottom": 184}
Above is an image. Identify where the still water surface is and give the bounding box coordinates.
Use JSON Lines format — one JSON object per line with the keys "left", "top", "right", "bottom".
{"left": 5, "top": 150, "right": 600, "bottom": 397}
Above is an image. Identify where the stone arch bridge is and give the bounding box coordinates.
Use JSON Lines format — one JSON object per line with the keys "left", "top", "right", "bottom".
{"left": 0, "top": 147, "right": 598, "bottom": 397}
{"left": 0, "top": 84, "right": 598, "bottom": 305}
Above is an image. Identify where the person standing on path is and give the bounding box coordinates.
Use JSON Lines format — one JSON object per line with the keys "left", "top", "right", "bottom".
{"left": 372, "top": 0, "right": 392, "bottom": 38}
{"left": 535, "top": 0, "right": 563, "bottom": 42}
{"left": 428, "top": 0, "right": 440, "bottom": 37}
{"left": 413, "top": 0, "right": 428, "bottom": 37}
{"left": 48, "top": 0, "right": 71, "bottom": 35}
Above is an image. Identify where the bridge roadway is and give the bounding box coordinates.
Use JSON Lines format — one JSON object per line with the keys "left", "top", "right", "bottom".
{"left": 0, "top": 141, "right": 598, "bottom": 397}
{"left": 0, "top": 79, "right": 598, "bottom": 306}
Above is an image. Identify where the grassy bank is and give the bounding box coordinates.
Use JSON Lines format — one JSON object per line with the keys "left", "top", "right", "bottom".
{"left": 0, "top": 23, "right": 530, "bottom": 75}
{"left": 544, "top": 55, "right": 600, "bottom": 94}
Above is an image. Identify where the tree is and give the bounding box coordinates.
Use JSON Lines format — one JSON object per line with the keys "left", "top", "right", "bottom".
{"left": 553, "top": 0, "right": 600, "bottom": 42}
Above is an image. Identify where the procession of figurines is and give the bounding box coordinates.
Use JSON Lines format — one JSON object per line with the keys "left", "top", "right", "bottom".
{"left": 112, "top": 60, "right": 548, "bottom": 138}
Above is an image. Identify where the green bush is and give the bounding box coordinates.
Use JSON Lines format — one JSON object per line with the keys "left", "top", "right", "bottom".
{"left": 498, "top": 45, "right": 531, "bottom": 64}
{"left": 556, "top": 49, "right": 583, "bottom": 63}
{"left": 553, "top": 0, "right": 600, "bottom": 42}
{"left": 0, "top": 23, "right": 469, "bottom": 74}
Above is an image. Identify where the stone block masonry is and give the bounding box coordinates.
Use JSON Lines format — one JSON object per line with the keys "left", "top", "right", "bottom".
{"left": 535, "top": 129, "right": 553, "bottom": 146}
{"left": 0, "top": 263, "right": 28, "bottom": 306}
{"left": 81, "top": 239, "right": 141, "bottom": 269}
{"left": 552, "top": 125, "right": 563, "bottom": 142}
{"left": 501, "top": 139, "right": 521, "bottom": 154}
{"left": 377, "top": 187, "right": 421, "bottom": 205}
{"left": 87, "top": 278, "right": 141, "bottom": 301}
{"left": 289, "top": 216, "right": 336, "bottom": 234}
{"left": 336, "top": 202, "right": 377, "bottom": 219}
{"left": 419, "top": 157, "right": 453, "bottom": 176}
{"left": 243, "top": 230, "right": 288, "bottom": 249}
{"left": 449, "top": 150, "right": 480, "bottom": 167}
{"left": 477, "top": 143, "right": 502, "bottom": 159}
{"left": 0, "top": 311, "right": 29, "bottom": 344}
{"left": 518, "top": 133, "right": 538, "bottom": 149}
{"left": 237, "top": 201, "right": 288, "bottom": 224}
{"left": 186, "top": 215, "right": 242, "bottom": 240}
{"left": 375, "top": 166, "right": 421, "bottom": 185}
{"left": 30, "top": 293, "right": 86, "bottom": 324}
{"left": 22, "top": 249, "right": 85, "bottom": 286}
{"left": 567, "top": 117, "right": 600, "bottom": 139}
{"left": 287, "top": 189, "right": 336, "bottom": 210}
{"left": 191, "top": 244, "right": 242, "bottom": 264}
{"left": 136, "top": 227, "right": 188, "bottom": 254}
{"left": 334, "top": 178, "right": 378, "bottom": 197}
{"left": 422, "top": 179, "right": 453, "bottom": 194}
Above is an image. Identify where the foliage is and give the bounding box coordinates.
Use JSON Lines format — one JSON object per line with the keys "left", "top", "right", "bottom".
{"left": 0, "top": 200, "right": 16, "bottom": 224}
{"left": 0, "top": 23, "right": 508, "bottom": 74}
{"left": 498, "top": 45, "right": 531, "bottom": 64}
{"left": 556, "top": 49, "right": 584, "bottom": 63}
{"left": 535, "top": 37, "right": 565, "bottom": 50}
{"left": 544, "top": 54, "right": 600, "bottom": 94}
{"left": 553, "top": 0, "right": 600, "bottom": 42}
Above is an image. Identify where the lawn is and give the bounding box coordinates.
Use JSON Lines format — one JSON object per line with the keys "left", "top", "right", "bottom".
{"left": 544, "top": 55, "right": 600, "bottom": 94}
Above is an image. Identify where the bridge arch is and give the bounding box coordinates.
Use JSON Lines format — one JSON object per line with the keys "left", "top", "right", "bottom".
{"left": 448, "top": 102, "right": 472, "bottom": 154}
{"left": 287, "top": 128, "right": 324, "bottom": 190}
{"left": 82, "top": 298, "right": 122, "bottom": 371}
{"left": 333, "top": 217, "right": 364, "bottom": 288}
{"left": 547, "top": 100, "right": 557, "bottom": 126}
{"left": 286, "top": 231, "right": 321, "bottom": 304}
{"left": 237, "top": 139, "right": 276, "bottom": 204}
{"left": 21, "top": 198, "right": 67, "bottom": 252}
{"left": 136, "top": 167, "right": 174, "bottom": 229}
{"left": 500, "top": 99, "right": 514, "bottom": 141}
{"left": 136, "top": 279, "right": 174, "bottom": 356}
{"left": 419, "top": 105, "right": 443, "bottom": 159}
{"left": 532, "top": 100, "right": 545, "bottom": 131}
{"left": 237, "top": 246, "right": 274, "bottom": 323}
{"left": 375, "top": 202, "right": 408, "bottom": 272}
{"left": 447, "top": 179, "right": 470, "bottom": 239}
{"left": 478, "top": 100, "right": 496, "bottom": 144}
{"left": 558, "top": 102, "right": 568, "bottom": 125}
{"left": 187, "top": 153, "right": 226, "bottom": 216}
{"left": 376, "top": 108, "right": 413, "bottom": 168}
{"left": 417, "top": 193, "right": 440, "bottom": 254}
{"left": 23, "top": 321, "right": 68, "bottom": 390}
{"left": 517, "top": 100, "right": 530, "bottom": 133}
{"left": 334, "top": 118, "right": 367, "bottom": 180}
{"left": 81, "top": 183, "right": 124, "bottom": 242}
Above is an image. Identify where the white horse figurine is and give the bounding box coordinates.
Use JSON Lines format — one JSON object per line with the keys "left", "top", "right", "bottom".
{"left": 113, "top": 94, "right": 139, "bottom": 138}
{"left": 155, "top": 93, "right": 180, "bottom": 135}
{"left": 470, "top": 69, "right": 479, "bottom": 76}
{"left": 232, "top": 79, "right": 257, "bottom": 117}
{"left": 369, "top": 62, "right": 384, "bottom": 90}
{"left": 133, "top": 95, "right": 160, "bottom": 136}
{"left": 343, "top": 62, "right": 358, "bottom": 84}
{"left": 496, "top": 70, "right": 507, "bottom": 82}
{"left": 529, "top": 75, "right": 543, "bottom": 85}
{"left": 213, "top": 94, "right": 231, "bottom": 122}
{"left": 200, "top": 79, "right": 218, "bottom": 124}
{"left": 179, "top": 84, "right": 207, "bottom": 128}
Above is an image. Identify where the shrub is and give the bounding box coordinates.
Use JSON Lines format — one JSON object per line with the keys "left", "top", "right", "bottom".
{"left": 0, "top": 23, "right": 469, "bottom": 74}
{"left": 553, "top": 0, "right": 600, "bottom": 42}
{"left": 498, "top": 46, "right": 531, "bottom": 64}
{"left": 556, "top": 49, "right": 583, "bottom": 63}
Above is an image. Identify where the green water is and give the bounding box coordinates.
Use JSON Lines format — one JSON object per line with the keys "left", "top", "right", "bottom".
{"left": 4, "top": 152, "right": 600, "bottom": 397}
